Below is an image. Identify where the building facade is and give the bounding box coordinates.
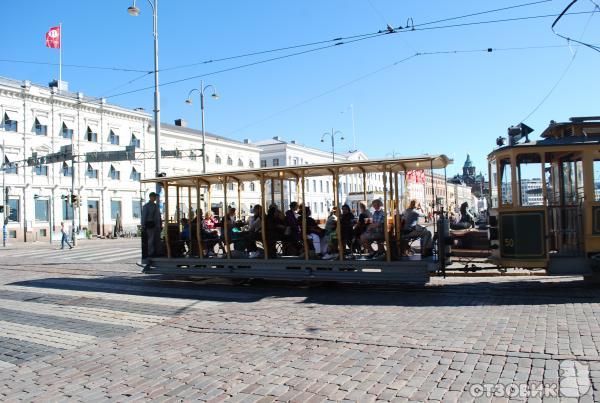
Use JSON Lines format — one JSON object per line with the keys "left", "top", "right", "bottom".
{"left": 0, "top": 77, "right": 262, "bottom": 242}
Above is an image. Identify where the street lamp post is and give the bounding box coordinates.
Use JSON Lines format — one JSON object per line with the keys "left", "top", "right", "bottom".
{"left": 321, "top": 129, "right": 344, "bottom": 162}
{"left": 185, "top": 81, "right": 219, "bottom": 174}
{"left": 128, "top": 0, "right": 162, "bottom": 195}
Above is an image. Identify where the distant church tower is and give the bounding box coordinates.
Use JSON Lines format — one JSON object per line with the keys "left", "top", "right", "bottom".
{"left": 463, "top": 154, "right": 475, "bottom": 177}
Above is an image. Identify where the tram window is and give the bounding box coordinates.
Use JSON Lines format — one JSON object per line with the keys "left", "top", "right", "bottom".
{"left": 489, "top": 159, "right": 498, "bottom": 208}
{"left": 594, "top": 160, "right": 600, "bottom": 202}
{"left": 562, "top": 159, "right": 583, "bottom": 204}
{"left": 499, "top": 158, "right": 512, "bottom": 205}
{"left": 516, "top": 154, "right": 543, "bottom": 206}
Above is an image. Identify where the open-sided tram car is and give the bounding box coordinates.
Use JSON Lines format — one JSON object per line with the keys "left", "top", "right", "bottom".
{"left": 141, "top": 155, "right": 453, "bottom": 285}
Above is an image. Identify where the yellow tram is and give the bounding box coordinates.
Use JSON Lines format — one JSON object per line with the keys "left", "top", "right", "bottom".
{"left": 487, "top": 116, "right": 600, "bottom": 277}
{"left": 141, "top": 155, "right": 452, "bottom": 285}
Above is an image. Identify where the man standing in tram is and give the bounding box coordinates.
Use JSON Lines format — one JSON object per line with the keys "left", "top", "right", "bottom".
{"left": 142, "top": 192, "right": 162, "bottom": 259}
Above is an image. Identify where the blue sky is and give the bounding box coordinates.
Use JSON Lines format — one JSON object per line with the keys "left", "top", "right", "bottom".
{"left": 2, "top": 0, "right": 599, "bottom": 175}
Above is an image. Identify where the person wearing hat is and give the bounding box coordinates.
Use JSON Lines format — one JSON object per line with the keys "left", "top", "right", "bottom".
{"left": 142, "top": 191, "right": 162, "bottom": 258}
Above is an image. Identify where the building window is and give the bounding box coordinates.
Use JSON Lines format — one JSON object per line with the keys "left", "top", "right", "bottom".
{"left": 61, "top": 122, "right": 73, "bottom": 139}
{"left": 326, "top": 181, "right": 330, "bottom": 193}
{"left": 132, "top": 200, "right": 142, "bottom": 219}
{"left": 34, "top": 165, "right": 48, "bottom": 176}
{"left": 130, "top": 168, "right": 141, "bottom": 181}
{"left": 62, "top": 164, "right": 73, "bottom": 177}
{"left": 8, "top": 197, "right": 19, "bottom": 222}
{"left": 111, "top": 200, "right": 122, "bottom": 220}
{"left": 86, "top": 164, "right": 98, "bottom": 179}
{"left": 108, "top": 129, "right": 120, "bottom": 145}
{"left": 109, "top": 165, "right": 121, "bottom": 180}
{"left": 215, "top": 155, "right": 222, "bottom": 165}
{"left": 3, "top": 112, "right": 18, "bottom": 132}
{"left": 260, "top": 160, "right": 267, "bottom": 168}
{"left": 320, "top": 180, "right": 323, "bottom": 193}
{"left": 205, "top": 154, "right": 210, "bottom": 164}
{"left": 312, "top": 180, "right": 317, "bottom": 193}
{"left": 3, "top": 157, "right": 17, "bottom": 174}
{"left": 250, "top": 182, "right": 256, "bottom": 191}
{"left": 292, "top": 158, "right": 298, "bottom": 165}
{"left": 238, "top": 158, "right": 243, "bottom": 167}
{"left": 63, "top": 200, "right": 74, "bottom": 220}
{"left": 249, "top": 160, "right": 255, "bottom": 168}
{"left": 130, "top": 134, "right": 140, "bottom": 148}
{"left": 35, "top": 199, "right": 49, "bottom": 222}
{"left": 228, "top": 183, "right": 234, "bottom": 191}
{"left": 34, "top": 117, "right": 48, "bottom": 136}
{"left": 226, "top": 156, "right": 233, "bottom": 166}
{"left": 272, "top": 158, "right": 279, "bottom": 167}
{"left": 86, "top": 127, "right": 98, "bottom": 142}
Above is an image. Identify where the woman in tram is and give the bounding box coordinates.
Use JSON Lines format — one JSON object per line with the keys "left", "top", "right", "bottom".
{"left": 302, "top": 207, "right": 325, "bottom": 258}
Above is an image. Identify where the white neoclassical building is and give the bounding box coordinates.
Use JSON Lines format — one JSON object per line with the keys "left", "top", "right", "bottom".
{"left": 0, "top": 76, "right": 261, "bottom": 242}
{"left": 253, "top": 136, "right": 383, "bottom": 219}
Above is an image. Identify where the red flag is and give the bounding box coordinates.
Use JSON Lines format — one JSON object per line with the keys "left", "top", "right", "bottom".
{"left": 45, "top": 26, "right": 61, "bottom": 49}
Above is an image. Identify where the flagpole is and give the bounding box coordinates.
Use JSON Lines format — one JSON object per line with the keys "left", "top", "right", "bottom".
{"left": 59, "top": 22, "right": 62, "bottom": 84}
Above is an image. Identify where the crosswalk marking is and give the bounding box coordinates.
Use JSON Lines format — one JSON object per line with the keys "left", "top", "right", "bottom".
{"left": 0, "top": 299, "right": 168, "bottom": 329}
{"left": 0, "top": 285, "right": 224, "bottom": 309}
{"left": 0, "top": 320, "right": 97, "bottom": 350}
{"left": 1, "top": 247, "right": 140, "bottom": 262}
{"left": 0, "top": 360, "right": 17, "bottom": 370}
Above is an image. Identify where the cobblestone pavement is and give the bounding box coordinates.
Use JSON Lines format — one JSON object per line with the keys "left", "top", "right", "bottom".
{"left": 0, "top": 260, "right": 599, "bottom": 402}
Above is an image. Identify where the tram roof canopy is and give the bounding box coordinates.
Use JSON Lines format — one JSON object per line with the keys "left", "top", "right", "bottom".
{"left": 142, "top": 154, "right": 452, "bottom": 187}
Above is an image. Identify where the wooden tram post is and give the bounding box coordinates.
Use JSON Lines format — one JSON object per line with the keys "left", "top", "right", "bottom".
{"left": 175, "top": 186, "right": 180, "bottom": 224}
{"left": 223, "top": 176, "right": 231, "bottom": 259}
{"left": 195, "top": 180, "right": 204, "bottom": 259}
{"left": 207, "top": 183, "right": 212, "bottom": 214}
{"left": 361, "top": 168, "right": 367, "bottom": 204}
{"left": 270, "top": 179, "right": 275, "bottom": 208}
{"left": 188, "top": 186, "right": 193, "bottom": 222}
{"left": 382, "top": 167, "right": 391, "bottom": 262}
{"left": 164, "top": 182, "right": 172, "bottom": 258}
{"left": 334, "top": 169, "right": 344, "bottom": 261}
{"left": 279, "top": 176, "right": 284, "bottom": 210}
{"left": 394, "top": 172, "right": 402, "bottom": 253}
{"left": 301, "top": 170, "right": 309, "bottom": 260}
{"left": 237, "top": 180, "right": 242, "bottom": 220}
{"left": 259, "top": 175, "right": 269, "bottom": 260}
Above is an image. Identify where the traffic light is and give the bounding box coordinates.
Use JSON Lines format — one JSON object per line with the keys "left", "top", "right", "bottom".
{"left": 70, "top": 194, "right": 78, "bottom": 205}
{"left": 0, "top": 206, "right": 4, "bottom": 214}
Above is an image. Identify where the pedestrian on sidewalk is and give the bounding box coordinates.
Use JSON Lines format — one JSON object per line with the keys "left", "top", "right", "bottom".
{"left": 60, "top": 222, "right": 73, "bottom": 250}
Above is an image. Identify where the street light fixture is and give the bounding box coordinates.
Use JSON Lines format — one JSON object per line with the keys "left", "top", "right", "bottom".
{"left": 185, "top": 81, "right": 219, "bottom": 174}
{"left": 127, "top": 0, "right": 161, "bottom": 197}
{"left": 321, "top": 129, "right": 344, "bottom": 162}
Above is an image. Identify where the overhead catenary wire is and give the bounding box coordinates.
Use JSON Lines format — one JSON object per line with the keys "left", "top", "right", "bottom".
{"left": 551, "top": 0, "right": 600, "bottom": 52}
{"left": 226, "top": 42, "right": 593, "bottom": 135}
{"left": 103, "top": 9, "right": 599, "bottom": 102}
{"left": 0, "top": 58, "right": 150, "bottom": 73}
{"left": 159, "top": 0, "right": 558, "bottom": 73}
{"left": 520, "top": 4, "right": 598, "bottom": 122}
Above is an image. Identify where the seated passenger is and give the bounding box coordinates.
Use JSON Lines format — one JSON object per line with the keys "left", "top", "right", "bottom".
{"left": 360, "top": 199, "right": 385, "bottom": 256}
{"left": 450, "top": 202, "right": 476, "bottom": 230}
{"left": 340, "top": 204, "right": 355, "bottom": 251}
{"left": 246, "top": 205, "right": 263, "bottom": 258}
{"left": 402, "top": 199, "right": 433, "bottom": 257}
{"left": 266, "top": 204, "right": 286, "bottom": 258}
{"left": 322, "top": 207, "right": 339, "bottom": 259}
{"left": 180, "top": 218, "right": 190, "bottom": 241}
{"left": 353, "top": 202, "right": 371, "bottom": 252}
{"left": 301, "top": 207, "right": 325, "bottom": 257}
{"left": 284, "top": 202, "right": 301, "bottom": 241}
{"left": 203, "top": 211, "right": 218, "bottom": 232}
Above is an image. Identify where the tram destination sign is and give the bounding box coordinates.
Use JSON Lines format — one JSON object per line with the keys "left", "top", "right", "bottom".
{"left": 86, "top": 146, "right": 136, "bottom": 163}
